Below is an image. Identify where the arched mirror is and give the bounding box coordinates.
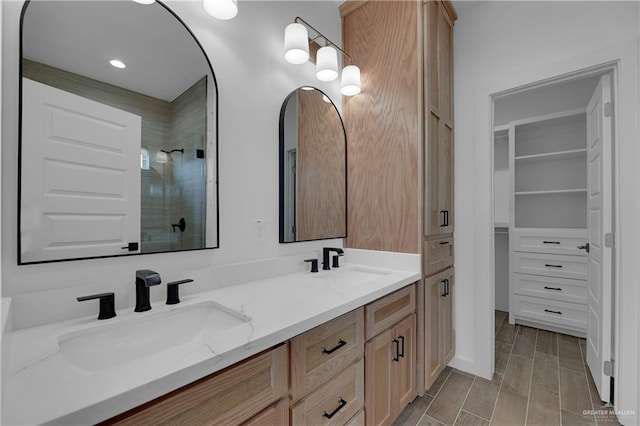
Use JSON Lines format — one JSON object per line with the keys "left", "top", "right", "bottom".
{"left": 19, "top": 0, "right": 218, "bottom": 264}
{"left": 279, "top": 87, "right": 347, "bottom": 243}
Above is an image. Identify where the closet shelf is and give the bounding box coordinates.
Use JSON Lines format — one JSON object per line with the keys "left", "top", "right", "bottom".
{"left": 515, "top": 189, "right": 587, "bottom": 196}
{"left": 515, "top": 148, "right": 587, "bottom": 161}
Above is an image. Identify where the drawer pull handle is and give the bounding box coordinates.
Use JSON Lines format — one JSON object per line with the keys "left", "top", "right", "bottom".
{"left": 439, "top": 241, "right": 450, "bottom": 245}
{"left": 323, "top": 398, "right": 347, "bottom": 419}
{"left": 544, "top": 264, "right": 563, "bottom": 268}
{"left": 544, "top": 286, "right": 562, "bottom": 291}
{"left": 544, "top": 309, "right": 562, "bottom": 315}
{"left": 543, "top": 241, "right": 561, "bottom": 245}
{"left": 398, "top": 335, "right": 405, "bottom": 358}
{"left": 322, "top": 339, "right": 347, "bottom": 355}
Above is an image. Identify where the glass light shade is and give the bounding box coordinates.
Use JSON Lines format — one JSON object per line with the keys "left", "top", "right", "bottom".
{"left": 316, "top": 46, "right": 338, "bottom": 82}
{"left": 341, "top": 65, "right": 361, "bottom": 96}
{"left": 203, "top": 0, "right": 238, "bottom": 20}
{"left": 155, "top": 151, "right": 168, "bottom": 164}
{"left": 132, "top": 0, "right": 155, "bottom": 4}
{"left": 284, "top": 23, "right": 309, "bottom": 64}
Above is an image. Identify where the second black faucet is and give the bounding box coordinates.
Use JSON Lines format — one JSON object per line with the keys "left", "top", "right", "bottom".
{"left": 322, "top": 247, "right": 344, "bottom": 271}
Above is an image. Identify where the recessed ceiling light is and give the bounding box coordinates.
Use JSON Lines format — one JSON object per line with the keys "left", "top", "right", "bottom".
{"left": 132, "top": 0, "right": 155, "bottom": 4}
{"left": 109, "top": 59, "right": 126, "bottom": 69}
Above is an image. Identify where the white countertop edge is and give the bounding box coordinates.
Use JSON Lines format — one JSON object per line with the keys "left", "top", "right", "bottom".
{"left": 5, "top": 267, "right": 420, "bottom": 425}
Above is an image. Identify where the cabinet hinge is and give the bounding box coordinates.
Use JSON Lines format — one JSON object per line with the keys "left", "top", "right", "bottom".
{"left": 605, "top": 233, "right": 615, "bottom": 248}
{"left": 604, "top": 360, "right": 614, "bottom": 377}
{"left": 604, "top": 102, "right": 613, "bottom": 118}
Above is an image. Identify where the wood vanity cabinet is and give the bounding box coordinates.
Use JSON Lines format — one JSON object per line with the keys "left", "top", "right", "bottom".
{"left": 103, "top": 344, "right": 288, "bottom": 426}
{"left": 364, "top": 285, "right": 417, "bottom": 426}
{"left": 289, "top": 308, "right": 365, "bottom": 425}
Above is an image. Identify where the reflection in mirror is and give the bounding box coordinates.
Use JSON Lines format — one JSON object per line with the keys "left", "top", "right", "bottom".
{"left": 19, "top": 0, "right": 218, "bottom": 264}
{"left": 279, "top": 87, "right": 346, "bottom": 243}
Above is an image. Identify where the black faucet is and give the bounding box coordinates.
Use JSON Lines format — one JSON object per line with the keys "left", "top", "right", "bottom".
{"left": 166, "top": 279, "right": 194, "bottom": 305}
{"left": 322, "top": 247, "right": 344, "bottom": 270}
{"left": 135, "top": 269, "right": 161, "bottom": 312}
{"left": 77, "top": 292, "right": 116, "bottom": 320}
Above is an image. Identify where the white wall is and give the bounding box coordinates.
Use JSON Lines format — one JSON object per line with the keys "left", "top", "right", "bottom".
{"left": 1, "top": 2, "right": 344, "bottom": 311}
{"left": 453, "top": 1, "right": 640, "bottom": 422}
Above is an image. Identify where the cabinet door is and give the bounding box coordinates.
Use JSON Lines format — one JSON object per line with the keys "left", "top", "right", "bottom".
{"left": 393, "top": 314, "right": 416, "bottom": 413}
{"left": 424, "top": 273, "right": 446, "bottom": 389}
{"left": 364, "top": 328, "right": 394, "bottom": 426}
{"left": 424, "top": 1, "right": 454, "bottom": 236}
{"left": 439, "top": 270, "right": 455, "bottom": 365}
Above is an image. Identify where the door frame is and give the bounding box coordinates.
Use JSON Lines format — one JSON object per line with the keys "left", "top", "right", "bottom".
{"left": 489, "top": 61, "right": 619, "bottom": 399}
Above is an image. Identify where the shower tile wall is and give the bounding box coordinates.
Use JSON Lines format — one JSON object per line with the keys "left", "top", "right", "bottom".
{"left": 168, "top": 77, "right": 207, "bottom": 251}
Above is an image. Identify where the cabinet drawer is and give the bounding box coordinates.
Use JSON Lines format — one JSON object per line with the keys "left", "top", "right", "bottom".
{"left": 511, "top": 229, "right": 588, "bottom": 256}
{"left": 365, "top": 284, "right": 416, "bottom": 340}
{"left": 291, "top": 360, "right": 364, "bottom": 426}
{"left": 241, "top": 399, "right": 288, "bottom": 426}
{"left": 108, "top": 344, "right": 288, "bottom": 426}
{"left": 291, "top": 308, "right": 364, "bottom": 400}
{"left": 424, "top": 235, "right": 454, "bottom": 276}
{"left": 512, "top": 252, "right": 587, "bottom": 280}
{"left": 512, "top": 273, "right": 587, "bottom": 304}
{"left": 344, "top": 410, "right": 365, "bottom": 426}
{"left": 512, "top": 295, "right": 586, "bottom": 331}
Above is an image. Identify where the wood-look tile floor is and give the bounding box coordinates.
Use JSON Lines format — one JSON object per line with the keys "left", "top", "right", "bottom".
{"left": 394, "top": 311, "right": 621, "bottom": 426}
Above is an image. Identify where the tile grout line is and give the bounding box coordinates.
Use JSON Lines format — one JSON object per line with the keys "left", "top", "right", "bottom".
{"left": 415, "top": 368, "right": 453, "bottom": 426}
{"left": 557, "top": 332, "right": 563, "bottom": 426}
{"left": 523, "top": 329, "right": 539, "bottom": 425}
{"left": 488, "top": 320, "right": 516, "bottom": 425}
{"left": 452, "top": 375, "right": 476, "bottom": 425}
{"left": 578, "top": 338, "right": 598, "bottom": 425}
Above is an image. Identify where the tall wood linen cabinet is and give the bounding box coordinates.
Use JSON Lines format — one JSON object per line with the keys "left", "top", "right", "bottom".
{"left": 340, "top": 0, "right": 457, "bottom": 408}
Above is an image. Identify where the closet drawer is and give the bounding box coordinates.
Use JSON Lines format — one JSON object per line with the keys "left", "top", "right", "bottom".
{"left": 365, "top": 284, "right": 415, "bottom": 339}
{"left": 291, "top": 360, "right": 364, "bottom": 426}
{"left": 290, "top": 308, "right": 364, "bottom": 400}
{"left": 512, "top": 252, "right": 587, "bottom": 280}
{"left": 511, "top": 229, "right": 588, "bottom": 256}
{"left": 512, "top": 274, "right": 587, "bottom": 305}
{"left": 512, "top": 295, "right": 587, "bottom": 331}
{"left": 424, "top": 235, "right": 454, "bottom": 276}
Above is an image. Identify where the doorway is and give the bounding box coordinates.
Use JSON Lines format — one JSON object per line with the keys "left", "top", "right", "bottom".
{"left": 491, "top": 67, "right": 617, "bottom": 408}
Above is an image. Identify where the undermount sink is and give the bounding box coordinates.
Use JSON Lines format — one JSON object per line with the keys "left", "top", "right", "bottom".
{"left": 57, "top": 302, "right": 250, "bottom": 373}
{"left": 311, "top": 266, "right": 391, "bottom": 286}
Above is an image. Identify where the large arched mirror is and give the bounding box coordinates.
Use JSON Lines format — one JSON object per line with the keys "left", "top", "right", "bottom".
{"left": 279, "top": 87, "right": 347, "bottom": 243}
{"left": 19, "top": 0, "right": 218, "bottom": 264}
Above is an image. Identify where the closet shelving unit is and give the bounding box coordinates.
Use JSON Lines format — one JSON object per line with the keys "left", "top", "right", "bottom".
{"left": 506, "top": 108, "right": 590, "bottom": 336}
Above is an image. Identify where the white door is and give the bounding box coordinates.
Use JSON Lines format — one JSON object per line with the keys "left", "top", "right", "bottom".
{"left": 585, "top": 74, "right": 613, "bottom": 402}
{"left": 21, "top": 78, "right": 142, "bottom": 263}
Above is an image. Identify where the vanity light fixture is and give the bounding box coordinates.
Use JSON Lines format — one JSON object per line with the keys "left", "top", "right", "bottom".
{"left": 283, "top": 17, "right": 361, "bottom": 96}
{"left": 109, "top": 59, "right": 126, "bottom": 69}
{"left": 132, "top": 0, "right": 156, "bottom": 4}
{"left": 203, "top": 0, "right": 238, "bottom": 20}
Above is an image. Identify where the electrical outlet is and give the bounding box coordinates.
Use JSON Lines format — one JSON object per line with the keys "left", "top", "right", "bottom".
{"left": 252, "top": 219, "right": 266, "bottom": 241}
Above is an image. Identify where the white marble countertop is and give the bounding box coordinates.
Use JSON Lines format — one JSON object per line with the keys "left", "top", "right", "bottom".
{"left": 2, "top": 254, "right": 420, "bottom": 425}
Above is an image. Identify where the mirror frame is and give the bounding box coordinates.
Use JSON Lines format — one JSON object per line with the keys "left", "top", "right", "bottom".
{"left": 17, "top": 0, "right": 220, "bottom": 265}
{"left": 278, "top": 87, "right": 348, "bottom": 243}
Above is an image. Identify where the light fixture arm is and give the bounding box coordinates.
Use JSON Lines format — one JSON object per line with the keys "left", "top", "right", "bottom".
{"left": 294, "top": 16, "right": 354, "bottom": 65}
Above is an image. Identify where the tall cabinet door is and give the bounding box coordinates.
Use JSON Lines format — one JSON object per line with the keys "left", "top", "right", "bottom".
{"left": 424, "top": 1, "right": 454, "bottom": 236}
{"left": 439, "top": 269, "right": 455, "bottom": 365}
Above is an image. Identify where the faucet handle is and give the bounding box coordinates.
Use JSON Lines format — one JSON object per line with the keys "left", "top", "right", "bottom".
{"left": 166, "top": 279, "right": 194, "bottom": 305}
{"left": 332, "top": 253, "right": 344, "bottom": 268}
{"left": 77, "top": 292, "right": 116, "bottom": 320}
{"left": 304, "top": 258, "right": 319, "bottom": 273}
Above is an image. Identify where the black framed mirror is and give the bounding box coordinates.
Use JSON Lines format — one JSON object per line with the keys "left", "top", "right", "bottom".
{"left": 18, "top": 0, "right": 219, "bottom": 264}
{"left": 279, "top": 87, "right": 347, "bottom": 243}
